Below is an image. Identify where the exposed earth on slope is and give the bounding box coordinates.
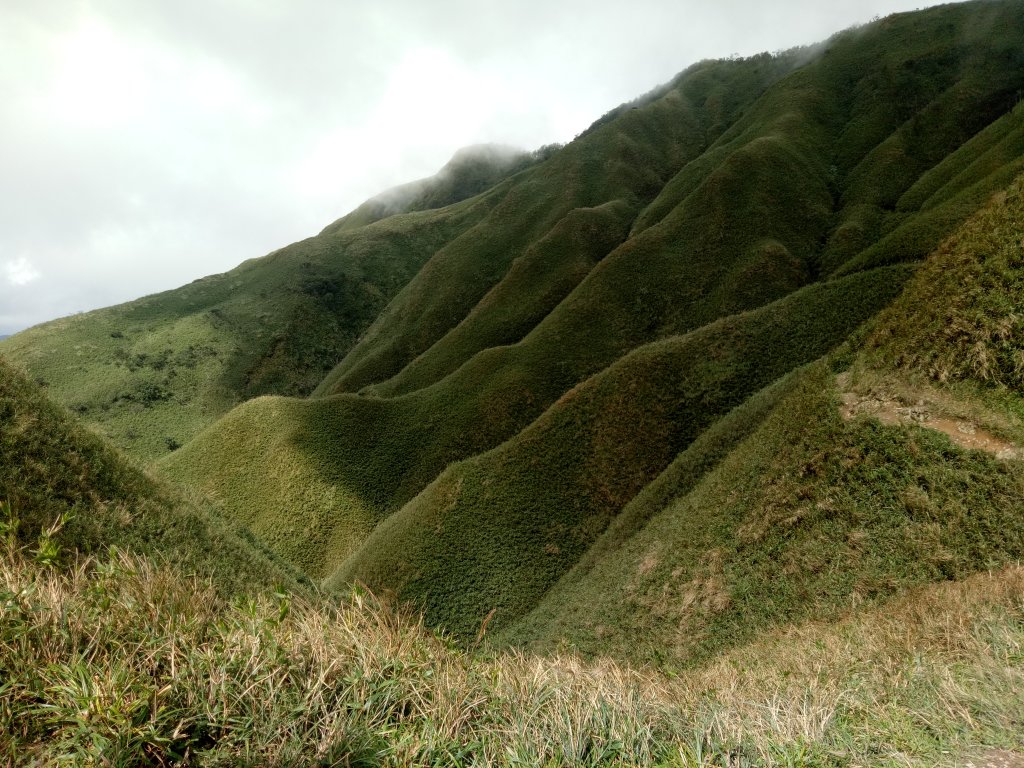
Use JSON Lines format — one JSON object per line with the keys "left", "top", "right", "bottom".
{"left": 961, "top": 750, "right": 1024, "bottom": 768}
{"left": 837, "top": 372, "right": 1021, "bottom": 459}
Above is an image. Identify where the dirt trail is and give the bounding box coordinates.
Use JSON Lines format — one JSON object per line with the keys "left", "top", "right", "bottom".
{"left": 960, "top": 750, "right": 1024, "bottom": 768}
{"left": 837, "top": 375, "right": 1021, "bottom": 460}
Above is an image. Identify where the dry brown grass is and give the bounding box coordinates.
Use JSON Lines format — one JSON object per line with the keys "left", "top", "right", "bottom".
{"left": 668, "top": 566, "right": 1024, "bottom": 765}
{"left": 2, "top": 538, "right": 1022, "bottom": 766}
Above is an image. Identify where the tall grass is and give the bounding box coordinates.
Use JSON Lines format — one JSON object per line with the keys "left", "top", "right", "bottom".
{"left": 0, "top": 545, "right": 687, "bottom": 766}
{"left": 3, "top": 531, "right": 1022, "bottom": 766}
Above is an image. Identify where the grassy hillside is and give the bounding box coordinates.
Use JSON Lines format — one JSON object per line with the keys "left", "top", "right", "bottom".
{"left": 162, "top": 264, "right": 906, "bottom": 583}
{"left": 502, "top": 169, "right": 1024, "bottom": 669}
{"left": 6, "top": 1, "right": 1024, "bottom": 686}
{"left": 3, "top": 528, "right": 1022, "bottom": 765}
{"left": 329, "top": 266, "right": 912, "bottom": 637}
{"left": 319, "top": 0, "right": 1024, "bottom": 403}
{"left": 161, "top": 0, "right": 1024, "bottom": 634}
{"left": 4, "top": 4, "right": 1024, "bottom": 764}
{"left": 0, "top": 168, "right": 494, "bottom": 463}
{"left": 6, "top": 342, "right": 1020, "bottom": 766}
{"left": 0, "top": 354, "right": 304, "bottom": 595}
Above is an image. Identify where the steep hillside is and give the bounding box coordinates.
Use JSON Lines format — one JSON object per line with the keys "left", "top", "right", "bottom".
{"left": 0, "top": 354, "right": 304, "bottom": 595}
{"left": 6, "top": 0, "right": 1024, "bottom": 666}
{"left": 159, "top": 0, "right": 1024, "bottom": 634}
{"left": 0, "top": 156, "right": 502, "bottom": 462}
{"left": 317, "top": 1, "right": 1024, "bottom": 401}
{"left": 327, "top": 266, "right": 912, "bottom": 632}
{"left": 502, "top": 169, "right": 1024, "bottom": 668}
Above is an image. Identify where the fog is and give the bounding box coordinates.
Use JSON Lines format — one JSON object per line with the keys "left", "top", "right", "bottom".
{"left": 0, "top": 0, "right": 942, "bottom": 334}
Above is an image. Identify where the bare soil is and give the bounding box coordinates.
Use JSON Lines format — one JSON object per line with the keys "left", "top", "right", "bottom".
{"left": 959, "top": 750, "right": 1024, "bottom": 768}
{"left": 837, "top": 375, "right": 1020, "bottom": 460}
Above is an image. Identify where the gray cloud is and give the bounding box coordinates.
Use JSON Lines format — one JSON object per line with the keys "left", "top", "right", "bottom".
{"left": 0, "top": 0, "right": 939, "bottom": 334}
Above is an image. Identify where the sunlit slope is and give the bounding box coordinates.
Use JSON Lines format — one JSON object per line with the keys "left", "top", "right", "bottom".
{"left": 166, "top": 1, "right": 1024, "bottom": 613}
{"left": 0, "top": 202, "right": 486, "bottom": 462}
{"left": 327, "top": 266, "right": 911, "bottom": 635}
{"left": 502, "top": 171, "right": 1024, "bottom": 668}
{"left": 318, "top": 0, "right": 1024, "bottom": 402}
{"left": 0, "top": 355, "right": 303, "bottom": 595}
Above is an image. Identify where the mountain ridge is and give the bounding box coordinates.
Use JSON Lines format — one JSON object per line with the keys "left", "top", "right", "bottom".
{"left": 4, "top": 0, "right": 1024, "bottom": 672}
{"left": 4, "top": 3, "right": 1024, "bottom": 763}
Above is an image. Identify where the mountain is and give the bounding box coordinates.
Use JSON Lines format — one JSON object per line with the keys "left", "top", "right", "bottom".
{"left": 319, "top": 143, "right": 556, "bottom": 234}
{"left": 4, "top": 1, "right": 1024, "bottom": 763}
{"left": 0, "top": 145, "right": 533, "bottom": 462}
{"left": 5, "top": 0, "right": 1024, "bottom": 670}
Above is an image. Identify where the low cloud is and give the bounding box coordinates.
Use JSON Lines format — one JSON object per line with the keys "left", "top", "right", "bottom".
{"left": 0, "top": 0, "right": 939, "bottom": 336}
{"left": 4, "top": 257, "right": 40, "bottom": 287}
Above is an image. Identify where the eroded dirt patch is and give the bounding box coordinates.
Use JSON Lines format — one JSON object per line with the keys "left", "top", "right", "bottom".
{"left": 837, "top": 375, "right": 1021, "bottom": 460}
{"left": 960, "top": 749, "right": 1024, "bottom": 768}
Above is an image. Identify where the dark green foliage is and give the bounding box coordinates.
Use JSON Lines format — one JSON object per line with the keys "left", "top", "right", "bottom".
{"left": 502, "top": 363, "right": 1024, "bottom": 666}
{"left": 331, "top": 267, "right": 912, "bottom": 639}
{"left": 319, "top": 0, "right": 1024, "bottom": 410}
{"left": 316, "top": 53, "right": 806, "bottom": 398}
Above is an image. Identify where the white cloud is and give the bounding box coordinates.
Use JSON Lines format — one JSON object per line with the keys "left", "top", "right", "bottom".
{"left": 5, "top": 256, "right": 41, "bottom": 287}
{"left": 0, "top": 0, "right": 943, "bottom": 335}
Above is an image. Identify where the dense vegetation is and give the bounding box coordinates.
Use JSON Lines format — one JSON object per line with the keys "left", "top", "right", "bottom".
{"left": 504, "top": 166, "right": 1024, "bottom": 668}
{"left": 0, "top": 356, "right": 304, "bottom": 595}
{"left": 157, "top": 0, "right": 1024, "bottom": 652}
{"left": 3, "top": 2, "right": 1024, "bottom": 763}
{"left": 3, "top": 538, "right": 1023, "bottom": 765}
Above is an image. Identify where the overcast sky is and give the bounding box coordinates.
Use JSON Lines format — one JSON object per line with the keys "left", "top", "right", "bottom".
{"left": 0, "top": 1, "right": 944, "bottom": 335}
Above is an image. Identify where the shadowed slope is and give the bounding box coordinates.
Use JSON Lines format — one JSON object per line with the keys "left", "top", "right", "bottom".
{"left": 501, "top": 362, "right": 1024, "bottom": 666}
{"left": 327, "top": 266, "right": 911, "bottom": 638}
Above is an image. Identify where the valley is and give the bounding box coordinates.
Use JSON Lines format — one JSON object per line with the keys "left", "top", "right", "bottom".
{"left": 3, "top": 2, "right": 1024, "bottom": 764}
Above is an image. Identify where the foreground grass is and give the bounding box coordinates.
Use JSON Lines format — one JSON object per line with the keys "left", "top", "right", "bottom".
{"left": 2, "top": 539, "right": 1022, "bottom": 766}
{"left": 0, "top": 547, "right": 686, "bottom": 767}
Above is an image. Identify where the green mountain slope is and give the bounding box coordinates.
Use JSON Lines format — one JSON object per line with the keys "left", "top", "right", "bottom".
{"left": 8, "top": 0, "right": 1024, "bottom": 663}
{"left": 501, "top": 169, "right": 1024, "bottom": 668}
{"left": 0, "top": 355, "right": 304, "bottom": 595}
{"left": 327, "top": 266, "right": 912, "bottom": 636}
{"left": 165, "top": 0, "right": 1024, "bottom": 602}
{"left": 317, "top": 1, "right": 1024, "bottom": 402}
{"left": 0, "top": 157, "right": 501, "bottom": 462}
